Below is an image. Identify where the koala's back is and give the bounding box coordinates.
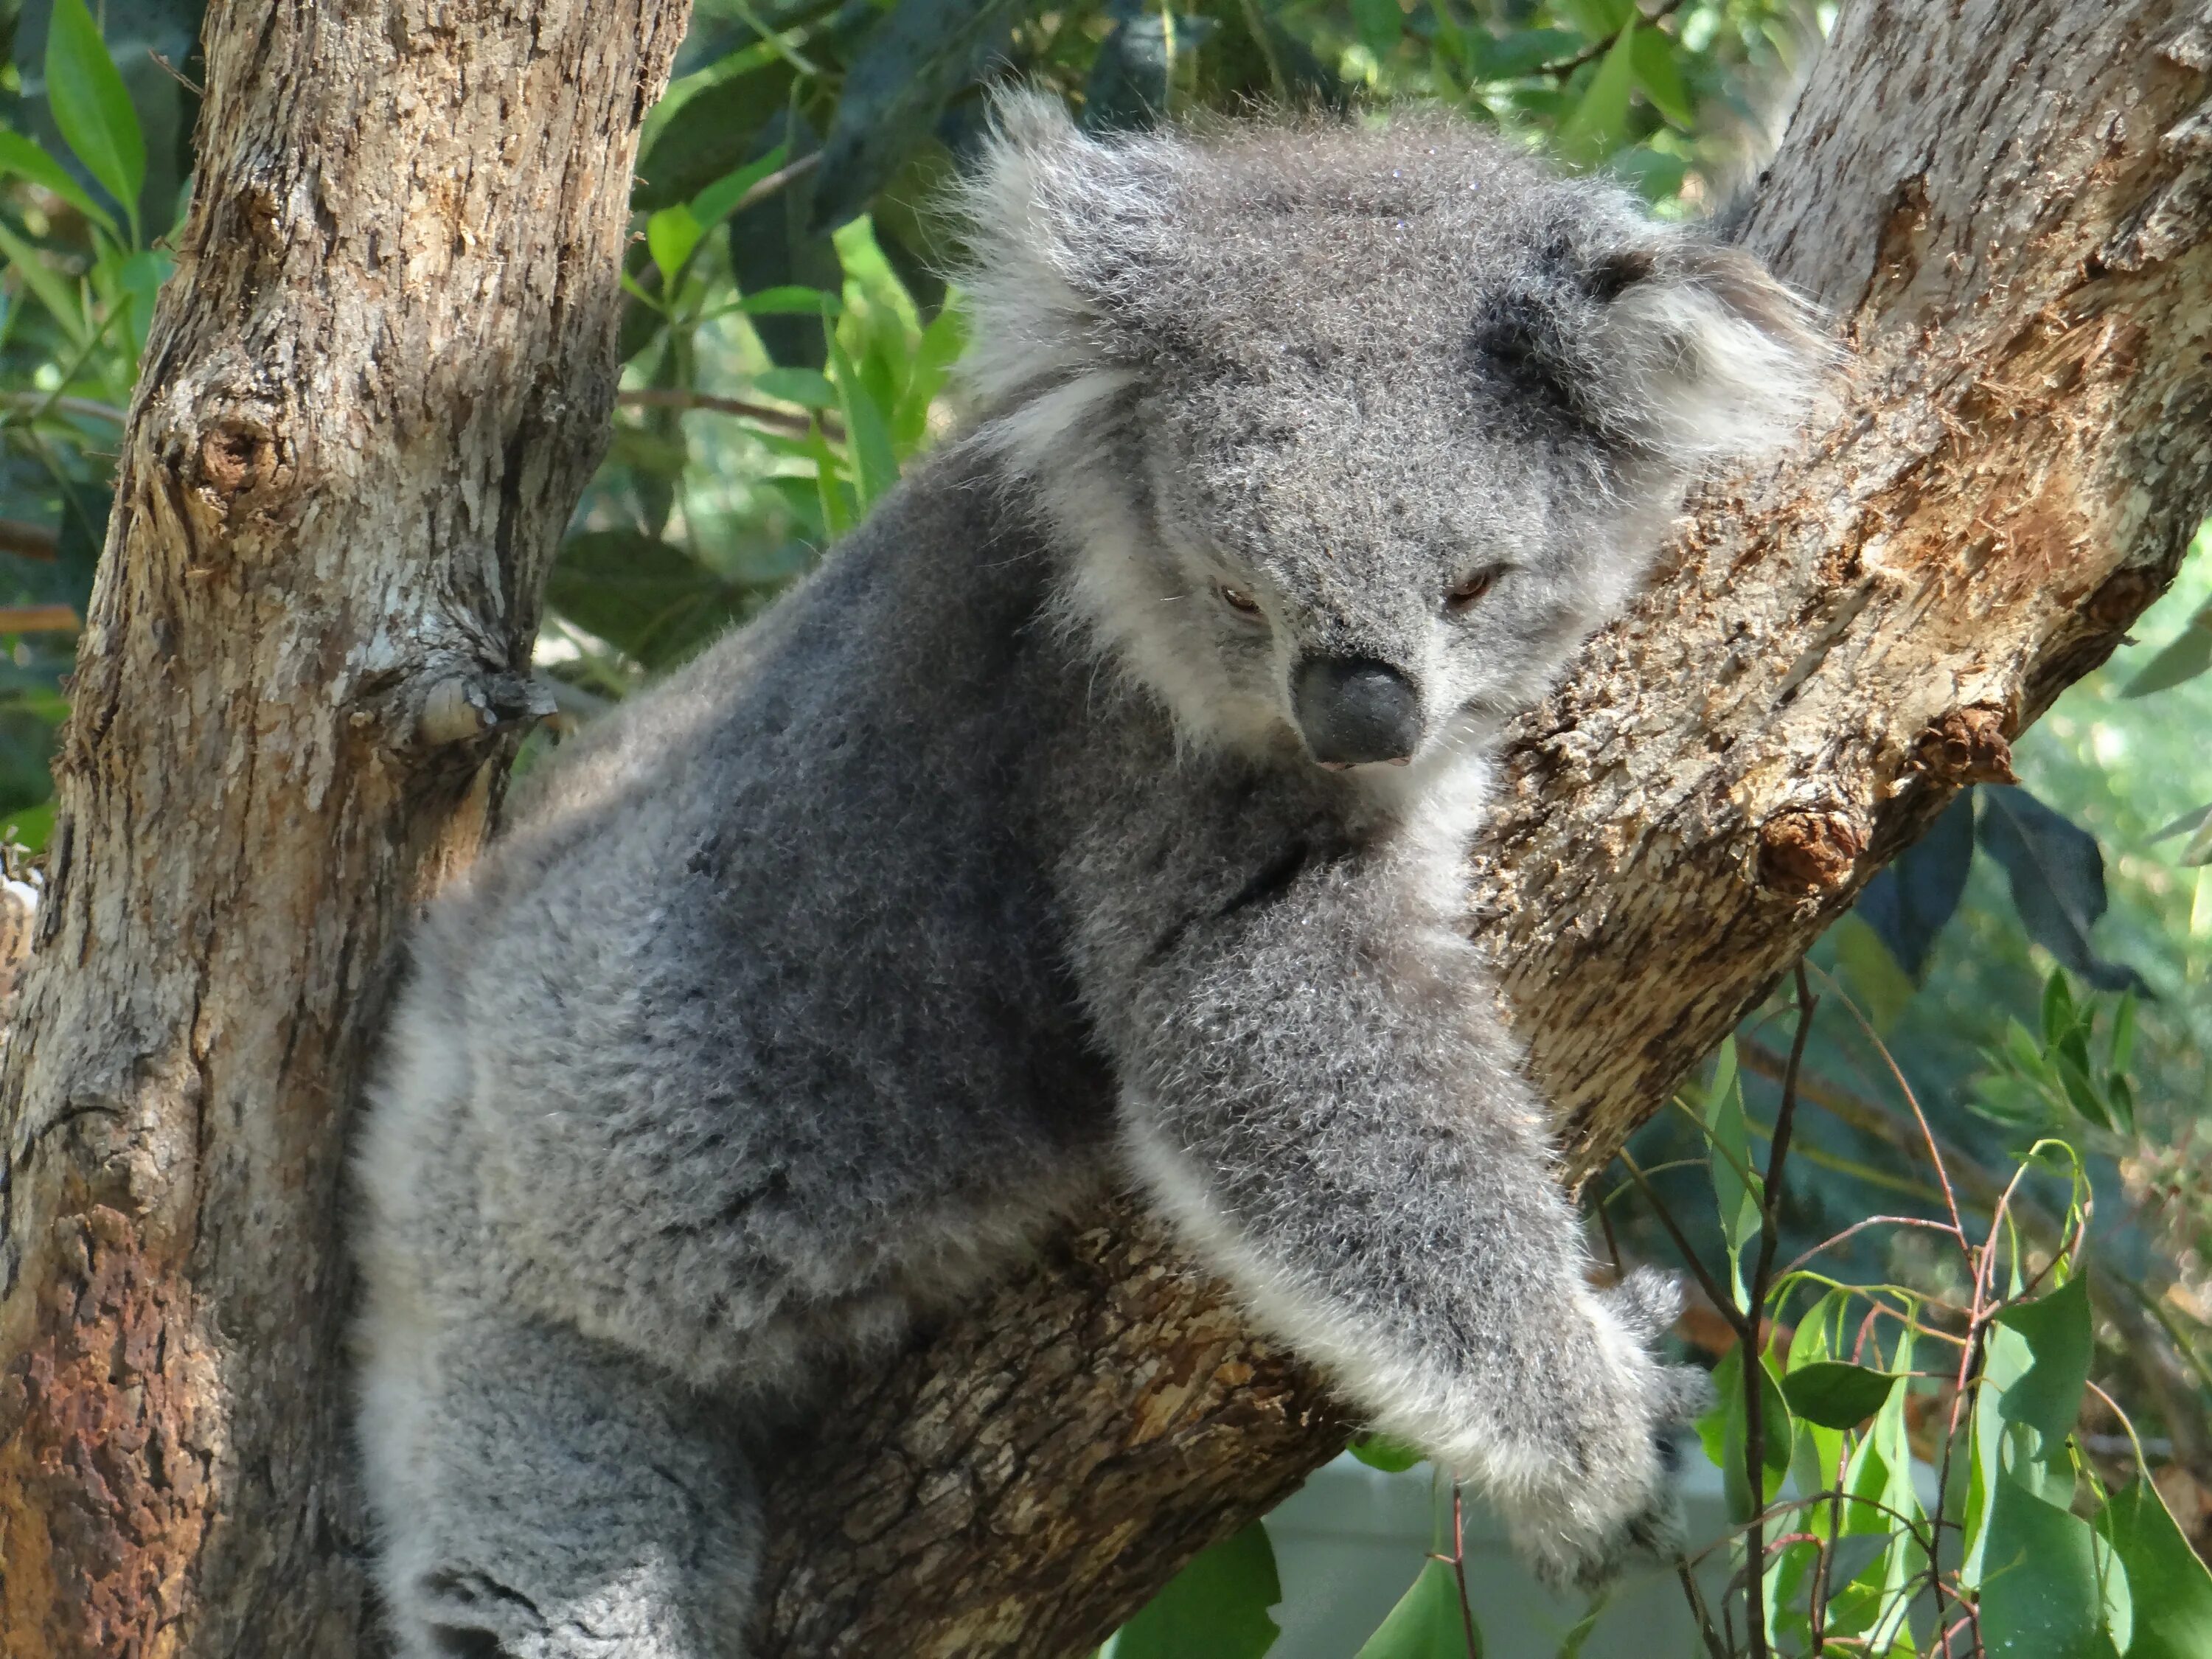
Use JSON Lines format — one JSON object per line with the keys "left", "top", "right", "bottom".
{"left": 361, "top": 443, "right": 1120, "bottom": 1390}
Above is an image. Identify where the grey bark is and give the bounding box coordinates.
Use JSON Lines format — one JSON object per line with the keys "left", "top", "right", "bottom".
{"left": 0, "top": 1, "right": 691, "bottom": 1653}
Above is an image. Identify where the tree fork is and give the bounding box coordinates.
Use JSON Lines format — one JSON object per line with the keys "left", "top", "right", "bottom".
{"left": 0, "top": 0, "right": 691, "bottom": 1653}
{"left": 749, "top": 2, "right": 2212, "bottom": 1652}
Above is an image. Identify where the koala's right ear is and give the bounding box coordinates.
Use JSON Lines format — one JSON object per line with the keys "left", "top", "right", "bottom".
{"left": 950, "top": 90, "right": 1173, "bottom": 451}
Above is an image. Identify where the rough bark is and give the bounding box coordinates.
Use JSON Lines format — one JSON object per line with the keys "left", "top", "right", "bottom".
{"left": 748, "top": 2, "right": 2212, "bottom": 1652}
{"left": 0, "top": 1, "right": 690, "bottom": 1654}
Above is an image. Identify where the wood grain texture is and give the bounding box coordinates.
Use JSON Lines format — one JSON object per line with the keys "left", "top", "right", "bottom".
{"left": 0, "top": 1, "right": 691, "bottom": 1653}
{"left": 748, "top": 4, "right": 2212, "bottom": 1652}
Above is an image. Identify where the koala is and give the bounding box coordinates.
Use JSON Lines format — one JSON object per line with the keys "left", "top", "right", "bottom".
{"left": 354, "top": 94, "right": 1829, "bottom": 1659}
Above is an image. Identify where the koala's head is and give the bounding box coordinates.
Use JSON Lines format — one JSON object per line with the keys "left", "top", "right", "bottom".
{"left": 956, "top": 94, "right": 1833, "bottom": 776}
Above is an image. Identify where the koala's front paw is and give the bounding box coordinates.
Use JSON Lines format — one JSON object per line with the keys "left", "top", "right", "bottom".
{"left": 1492, "top": 1268, "right": 1713, "bottom": 1592}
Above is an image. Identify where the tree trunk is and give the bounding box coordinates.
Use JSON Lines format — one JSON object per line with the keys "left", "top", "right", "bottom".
{"left": 0, "top": 0, "right": 690, "bottom": 1653}
{"left": 746, "top": 1, "right": 2212, "bottom": 1652}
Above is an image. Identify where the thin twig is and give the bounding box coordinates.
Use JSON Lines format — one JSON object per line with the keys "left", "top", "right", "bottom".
{"left": 0, "top": 391, "right": 128, "bottom": 426}
{"left": 1741, "top": 965, "right": 1817, "bottom": 1659}
{"left": 614, "top": 387, "right": 841, "bottom": 441}
{"left": 1536, "top": 0, "right": 1687, "bottom": 77}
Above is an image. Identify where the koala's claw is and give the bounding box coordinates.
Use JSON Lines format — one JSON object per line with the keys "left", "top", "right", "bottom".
{"left": 1495, "top": 1272, "right": 1711, "bottom": 1591}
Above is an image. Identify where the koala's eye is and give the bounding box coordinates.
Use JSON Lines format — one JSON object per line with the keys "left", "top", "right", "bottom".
{"left": 1217, "top": 581, "right": 1265, "bottom": 619}
{"left": 1445, "top": 568, "right": 1502, "bottom": 614}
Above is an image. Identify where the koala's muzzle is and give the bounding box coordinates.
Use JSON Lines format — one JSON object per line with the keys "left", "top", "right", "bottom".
{"left": 1294, "top": 656, "right": 1421, "bottom": 767}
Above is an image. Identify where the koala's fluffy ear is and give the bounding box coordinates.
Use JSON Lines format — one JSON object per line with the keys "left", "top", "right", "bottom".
{"left": 950, "top": 90, "right": 1169, "bottom": 440}
{"left": 1582, "top": 239, "right": 1837, "bottom": 470}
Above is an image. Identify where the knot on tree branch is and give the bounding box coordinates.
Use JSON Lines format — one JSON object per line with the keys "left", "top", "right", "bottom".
{"left": 1913, "top": 704, "right": 2017, "bottom": 786}
{"left": 1755, "top": 801, "right": 1868, "bottom": 897}
{"left": 415, "top": 672, "right": 559, "bottom": 748}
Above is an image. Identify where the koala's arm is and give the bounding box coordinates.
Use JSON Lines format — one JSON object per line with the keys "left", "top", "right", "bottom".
{"left": 1065, "top": 816, "right": 1701, "bottom": 1582}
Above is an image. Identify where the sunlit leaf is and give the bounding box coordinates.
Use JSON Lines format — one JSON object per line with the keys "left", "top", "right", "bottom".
{"left": 1554, "top": 23, "right": 1638, "bottom": 168}
{"left": 1628, "top": 25, "right": 1694, "bottom": 127}
{"left": 1992, "top": 1273, "right": 2093, "bottom": 1450}
{"left": 751, "top": 366, "right": 840, "bottom": 409}
{"left": 647, "top": 206, "right": 704, "bottom": 282}
{"left": 1347, "top": 1433, "right": 1423, "bottom": 1473}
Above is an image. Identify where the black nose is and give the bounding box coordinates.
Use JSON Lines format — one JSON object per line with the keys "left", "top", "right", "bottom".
{"left": 1293, "top": 655, "right": 1422, "bottom": 767}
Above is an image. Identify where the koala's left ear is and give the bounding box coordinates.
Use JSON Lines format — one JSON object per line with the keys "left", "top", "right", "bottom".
{"left": 1585, "top": 239, "right": 1837, "bottom": 470}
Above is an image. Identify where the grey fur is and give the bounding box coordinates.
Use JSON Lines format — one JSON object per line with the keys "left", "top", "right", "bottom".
{"left": 355, "top": 96, "right": 1830, "bottom": 1657}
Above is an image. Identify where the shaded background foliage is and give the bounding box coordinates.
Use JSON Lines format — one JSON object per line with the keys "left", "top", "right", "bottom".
{"left": 1, "top": 0, "right": 2210, "bottom": 1652}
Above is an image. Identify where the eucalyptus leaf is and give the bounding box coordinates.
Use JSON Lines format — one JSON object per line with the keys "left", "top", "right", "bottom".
{"left": 1108, "top": 1521, "right": 1282, "bottom": 1659}
{"left": 2096, "top": 1481, "right": 2212, "bottom": 1659}
{"left": 1554, "top": 22, "right": 1638, "bottom": 167}
{"left": 1781, "top": 1360, "right": 1898, "bottom": 1431}
{"left": 1346, "top": 1433, "right": 1423, "bottom": 1473}
{"left": 44, "top": 0, "right": 145, "bottom": 237}
{"left": 2120, "top": 597, "right": 2212, "bottom": 698}
{"left": 1978, "top": 785, "right": 2149, "bottom": 993}
{"left": 0, "top": 130, "right": 116, "bottom": 233}
{"left": 1352, "top": 1557, "right": 1474, "bottom": 1659}
{"left": 1992, "top": 1273, "right": 2093, "bottom": 1450}
{"left": 1980, "top": 1472, "right": 2122, "bottom": 1659}
{"left": 1854, "top": 788, "right": 1975, "bottom": 978}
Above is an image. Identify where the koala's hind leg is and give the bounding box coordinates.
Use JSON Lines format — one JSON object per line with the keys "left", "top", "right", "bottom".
{"left": 362, "top": 1310, "right": 758, "bottom": 1659}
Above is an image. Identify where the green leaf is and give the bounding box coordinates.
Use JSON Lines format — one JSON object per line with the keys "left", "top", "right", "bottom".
{"left": 1980, "top": 1473, "right": 2122, "bottom": 1659}
{"left": 44, "top": 0, "right": 145, "bottom": 238}
{"left": 1351, "top": 0, "right": 1404, "bottom": 60}
{"left": 1700, "top": 1037, "right": 1760, "bottom": 1294}
{"left": 1554, "top": 23, "right": 1638, "bottom": 168}
{"left": 632, "top": 59, "right": 799, "bottom": 212}
{"left": 0, "top": 220, "right": 88, "bottom": 344}
{"left": 738, "top": 285, "right": 841, "bottom": 316}
{"left": 1347, "top": 1433, "right": 1423, "bottom": 1473}
{"left": 1108, "top": 1521, "right": 1282, "bottom": 1659}
{"left": 1558, "top": 0, "right": 1632, "bottom": 34}
{"left": 1834, "top": 914, "right": 1916, "bottom": 1033}
{"left": 1467, "top": 27, "right": 1582, "bottom": 80}
{"left": 546, "top": 530, "right": 756, "bottom": 671}
{"left": 892, "top": 299, "right": 967, "bottom": 455}
{"left": 1697, "top": 1345, "right": 1792, "bottom": 1523}
{"left": 646, "top": 206, "right": 704, "bottom": 283}
{"left": 689, "top": 145, "right": 793, "bottom": 231}
{"left": 812, "top": 0, "right": 1025, "bottom": 232}
{"left": 1353, "top": 1557, "right": 1475, "bottom": 1659}
{"left": 2097, "top": 1481, "right": 2212, "bottom": 1659}
{"left": 1627, "top": 25, "right": 1694, "bottom": 127}
{"left": 1992, "top": 1273, "right": 2093, "bottom": 1449}
{"left": 829, "top": 330, "right": 899, "bottom": 509}
{"left": 0, "top": 130, "right": 116, "bottom": 233}
{"left": 751, "top": 366, "right": 840, "bottom": 409}
{"left": 1978, "top": 786, "right": 2148, "bottom": 993}
{"left": 2121, "top": 598, "right": 2212, "bottom": 697}
{"left": 1781, "top": 1361, "right": 1899, "bottom": 1431}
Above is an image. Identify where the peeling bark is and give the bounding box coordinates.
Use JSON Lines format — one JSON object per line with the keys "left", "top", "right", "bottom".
{"left": 0, "top": 1, "right": 690, "bottom": 1653}
{"left": 748, "top": 3, "right": 2212, "bottom": 1652}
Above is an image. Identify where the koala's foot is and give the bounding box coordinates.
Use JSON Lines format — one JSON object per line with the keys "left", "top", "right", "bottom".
{"left": 1485, "top": 1267, "right": 1714, "bottom": 1593}
{"left": 361, "top": 1310, "right": 759, "bottom": 1659}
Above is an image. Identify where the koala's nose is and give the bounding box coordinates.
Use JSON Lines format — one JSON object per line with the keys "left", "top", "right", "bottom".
{"left": 1293, "top": 655, "right": 1422, "bottom": 767}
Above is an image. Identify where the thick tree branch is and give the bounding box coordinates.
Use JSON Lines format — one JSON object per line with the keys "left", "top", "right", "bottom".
{"left": 749, "top": 3, "right": 2212, "bottom": 1652}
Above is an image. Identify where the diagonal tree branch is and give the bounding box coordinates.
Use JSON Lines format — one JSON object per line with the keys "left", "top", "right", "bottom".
{"left": 749, "top": 2, "right": 2212, "bottom": 1652}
